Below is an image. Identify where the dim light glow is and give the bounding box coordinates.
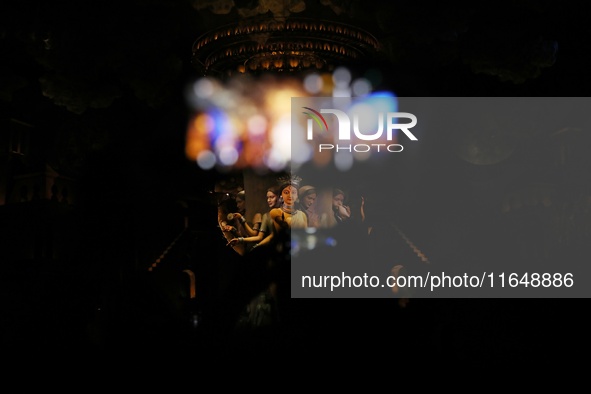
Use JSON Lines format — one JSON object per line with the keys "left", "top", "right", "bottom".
{"left": 334, "top": 150, "right": 354, "bottom": 171}
{"left": 332, "top": 66, "right": 352, "bottom": 88}
{"left": 304, "top": 73, "right": 323, "bottom": 94}
{"left": 352, "top": 78, "right": 372, "bottom": 96}
{"left": 197, "top": 150, "right": 216, "bottom": 169}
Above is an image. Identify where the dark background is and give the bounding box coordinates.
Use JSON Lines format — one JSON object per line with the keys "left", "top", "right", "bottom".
{"left": 1, "top": 0, "right": 589, "bottom": 360}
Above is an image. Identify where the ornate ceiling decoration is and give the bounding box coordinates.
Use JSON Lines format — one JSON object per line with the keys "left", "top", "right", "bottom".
{"left": 191, "top": 1, "right": 382, "bottom": 76}
{"left": 191, "top": 0, "right": 560, "bottom": 83}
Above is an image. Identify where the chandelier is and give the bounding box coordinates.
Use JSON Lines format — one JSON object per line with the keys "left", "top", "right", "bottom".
{"left": 191, "top": 16, "right": 381, "bottom": 76}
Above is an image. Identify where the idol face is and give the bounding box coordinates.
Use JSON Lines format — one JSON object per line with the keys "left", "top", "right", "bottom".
{"left": 302, "top": 193, "right": 317, "bottom": 209}
{"left": 236, "top": 196, "right": 245, "bottom": 213}
{"left": 282, "top": 186, "right": 298, "bottom": 206}
{"left": 333, "top": 193, "right": 344, "bottom": 209}
{"left": 267, "top": 191, "right": 279, "bottom": 208}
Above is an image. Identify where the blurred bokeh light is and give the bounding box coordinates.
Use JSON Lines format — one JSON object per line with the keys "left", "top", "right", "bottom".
{"left": 185, "top": 67, "right": 386, "bottom": 172}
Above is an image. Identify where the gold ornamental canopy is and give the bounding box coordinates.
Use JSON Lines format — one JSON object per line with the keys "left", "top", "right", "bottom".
{"left": 191, "top": 7, "right": 382, "bottom": 77}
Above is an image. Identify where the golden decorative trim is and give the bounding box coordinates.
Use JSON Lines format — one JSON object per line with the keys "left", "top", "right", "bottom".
{"left": 192, "top": 17, "right": 381, "bottom": 75}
